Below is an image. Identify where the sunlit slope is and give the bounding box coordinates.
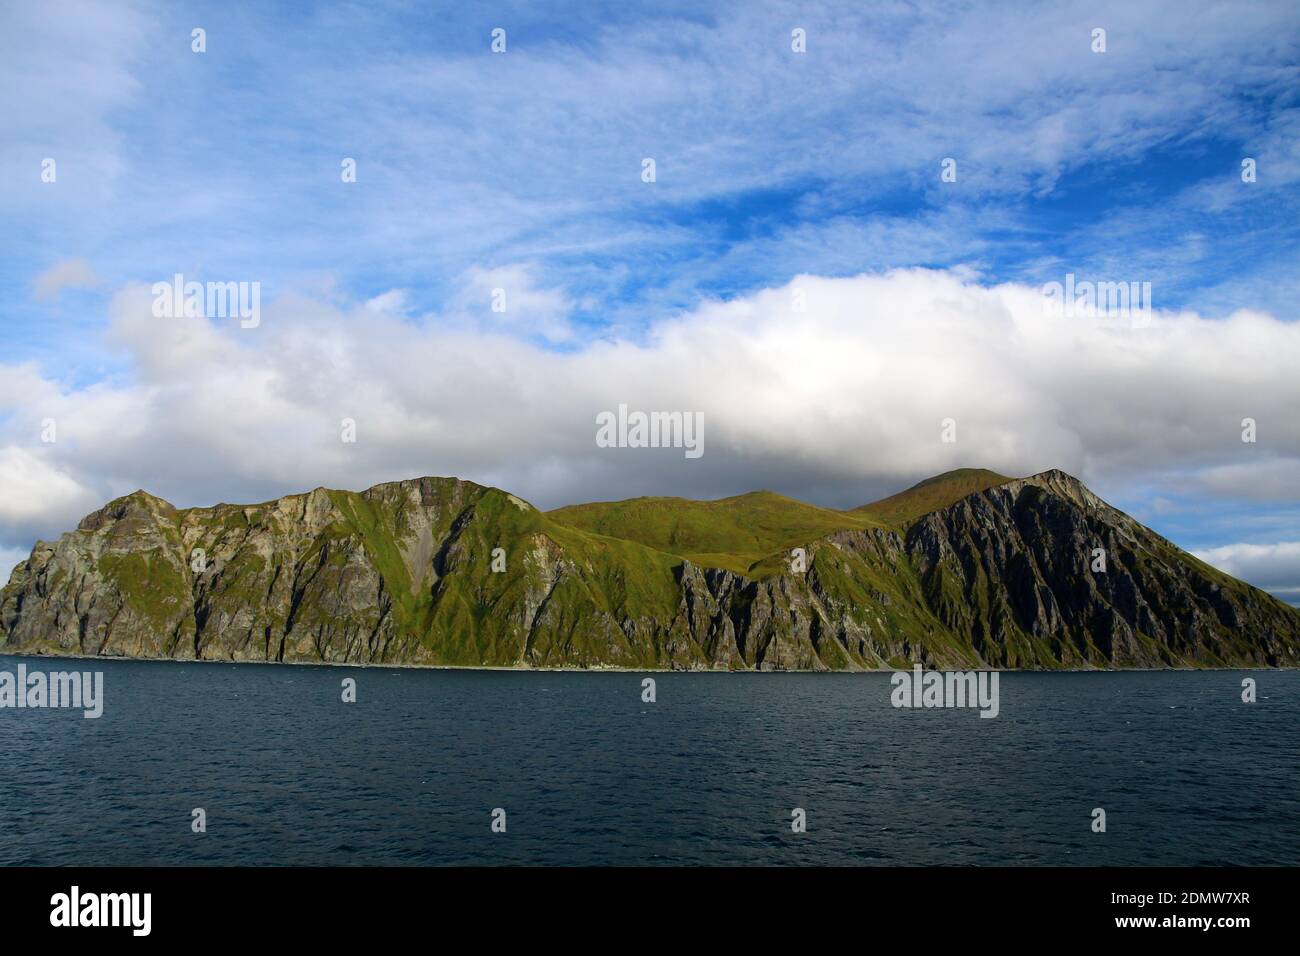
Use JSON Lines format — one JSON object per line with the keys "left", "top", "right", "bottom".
{"left": 854, "top": 468, "right": 1011, "bottom": 525}
{"left": 547, "top": 490, "right": 886, "bottom": 574}
{"left": 545, "top": 469, "right": 1013, "bottom": 572}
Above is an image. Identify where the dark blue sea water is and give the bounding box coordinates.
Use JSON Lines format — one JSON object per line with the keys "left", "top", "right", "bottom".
{"left": 1, "top": 655, "right": 1297, "bottom": 866}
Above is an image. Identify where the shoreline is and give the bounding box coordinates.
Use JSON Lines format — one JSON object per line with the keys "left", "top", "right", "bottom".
{"left": 0, "top": 650, "right": 1293, "bottom": 674}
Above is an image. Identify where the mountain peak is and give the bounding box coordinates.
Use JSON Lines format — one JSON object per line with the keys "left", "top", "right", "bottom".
{"left": 908, "top": 467, "right": 1012, "bottom": 490}
{"left": 76, "top": 489, "right": 176, "bottom": 532}
{"left": 1023, "top": 467, "right": 1084, "bottom": 485}
{"left": 1015, "top": 469, "right": 1101, "bottom": 510}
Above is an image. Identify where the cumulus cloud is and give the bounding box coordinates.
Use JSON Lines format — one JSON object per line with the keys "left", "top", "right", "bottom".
{"left": 0, "top": 447, "right": 100, "bottom": 543}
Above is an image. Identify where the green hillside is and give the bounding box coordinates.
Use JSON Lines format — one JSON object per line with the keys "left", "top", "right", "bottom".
{"left": 546, "top": 470, "right": 1011, "bottom": 573}
{"left": 547, "top": 490, "right": 886, "bottom": 575}
{"left": 853, "top": 468, "right": 1011, "bottom": 525}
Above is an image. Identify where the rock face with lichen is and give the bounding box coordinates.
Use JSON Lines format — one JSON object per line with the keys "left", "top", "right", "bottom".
{"left": 2, "top": 469, "right": 1297, "bottom": 669}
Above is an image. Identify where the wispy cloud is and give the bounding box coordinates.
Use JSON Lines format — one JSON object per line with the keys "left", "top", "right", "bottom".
{"left": 33, "top": 258, "right": 101, "bottom": 300}
{"left": 3, "top": 1, "right": 1298, "bottom": 344}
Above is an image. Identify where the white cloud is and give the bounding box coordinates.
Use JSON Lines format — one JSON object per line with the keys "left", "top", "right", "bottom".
{"left": 452, "top": 265, "right": 575, "bottom": 343}
{"left": 364, "top": 289, "right": 409, "bottom": 315}
{"left": 33, "top": 258, "right": 100, "bottom": 300}
{"left": 1193, "top": 541, "right": 1300, "bottom": 601}
{"left": 0, "top": 362, "right": 58, "bottom": 409}
{"left": 0, "top": 447, "right": 100, "bottom": 538}
{"left": 1191, "top": 459, "right": 1300, "bottom": 503}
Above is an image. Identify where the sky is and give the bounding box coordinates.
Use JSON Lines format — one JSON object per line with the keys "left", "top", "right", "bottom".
{"left": 0, "top": 0, "right": 1298, "bottom": 601}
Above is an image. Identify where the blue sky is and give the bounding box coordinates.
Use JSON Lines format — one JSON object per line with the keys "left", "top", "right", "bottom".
{"left": 1, "top": 0, "right": 1298, "bottom": 599}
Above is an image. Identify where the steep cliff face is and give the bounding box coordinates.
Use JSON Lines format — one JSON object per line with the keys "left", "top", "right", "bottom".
{"left": 2, "top": 470, "right": 1297, "bottom": 669}
{"left": 901, "top": 471, "right": 1297, "bottom": 667}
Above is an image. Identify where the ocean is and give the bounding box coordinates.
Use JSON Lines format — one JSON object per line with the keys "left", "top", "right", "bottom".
{"left": 1, "top": 656, "right": 1296, "bottom": 866}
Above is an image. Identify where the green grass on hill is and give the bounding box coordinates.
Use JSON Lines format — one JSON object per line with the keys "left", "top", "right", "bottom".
{"left": 547, "top": 491, "right": 886, "bottom": 575}
{"left": 546, "top": 471, "right": 1015, "bottom": 574}
{"left": 852, "top": 468, "right": 1011, "bottom": 525}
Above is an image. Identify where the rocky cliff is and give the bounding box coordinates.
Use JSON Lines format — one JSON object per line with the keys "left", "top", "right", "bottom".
{"left": 2, "top": 469, "right": 1296, "bottom": 669}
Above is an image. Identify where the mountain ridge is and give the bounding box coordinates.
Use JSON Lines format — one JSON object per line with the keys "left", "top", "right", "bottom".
{"left": 3, "top": 468, "right": 1297, "bottom": 670}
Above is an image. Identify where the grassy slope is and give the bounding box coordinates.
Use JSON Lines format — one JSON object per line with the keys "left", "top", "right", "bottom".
{"left": 541, "top": 471, "right": 1031, "bottom": 668}
{"left": 546, "top": 470, "right": 1015, "bottom": 574}
{"left": 853, "top": 468, "right": 1011, "bottom": 525}
{"left": 337, "top": 483, "right": 689, "bottom": 664}
{"left": 547, "top": 490, "right": 888, "bottom": 575}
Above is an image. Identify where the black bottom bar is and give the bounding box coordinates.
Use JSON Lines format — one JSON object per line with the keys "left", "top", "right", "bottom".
{"left": 0, "top": 866, "right": 1282, "bottom": 942}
